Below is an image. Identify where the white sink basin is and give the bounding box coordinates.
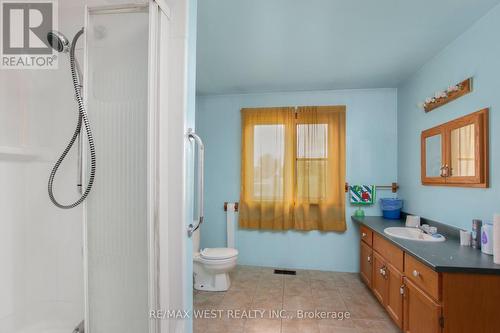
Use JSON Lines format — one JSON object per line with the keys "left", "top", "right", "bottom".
{"left": 384, "top": 227, "right": 446, "bottom": 242}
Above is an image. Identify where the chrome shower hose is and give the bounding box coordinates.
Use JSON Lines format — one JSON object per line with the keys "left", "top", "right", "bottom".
{"left": 48, "top": 28, "right": 96, "bottom": 209}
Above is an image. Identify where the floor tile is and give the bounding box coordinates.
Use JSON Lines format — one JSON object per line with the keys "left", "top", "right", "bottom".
{"left": 318, "top": 326, "right": 359, "bottom": 333}
{"left": 220, "top": 290, "right": 254, "bottom": 309}
{"left": 231, "top": 278, "right": 260, "bottom": 292}
{"left": 283, "top": 294, "right": 316, "bottom": 311}
{"left": 244, "top": 318, "right": 282, "bottom": 333}
{"left": 340, "top": 294, "right": 388, "bottom": 321}
{"left": 252, "top": 290, "right": 283, "bottom": 311}
{"left": 193, "top": 266, "right": 398, "bottom": 333}
{"left": 194, "top": 290, "right": 225, "bottom": 310}
{"left": 282, "top": 317, "right": 320, "bottom": 333}
{"left": 353, "top": 319, "right": 401, "bottom": 333}
{"left": 310, "top": 278, "right": 339, "bottom": 291}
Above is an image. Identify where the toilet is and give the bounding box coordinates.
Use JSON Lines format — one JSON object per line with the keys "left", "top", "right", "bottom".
{"left": 193, "top": 223, "right": 238, "bottom": 291}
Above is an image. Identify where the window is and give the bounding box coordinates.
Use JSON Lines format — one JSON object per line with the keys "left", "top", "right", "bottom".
{"left": 296, "top": 123, "right": 328, "bottom": 203}
{"left": 253, "top": 125, "right": 285, "bottom": 200}
{"left": 240, "top": 106, "right": 346, "bottom": 232}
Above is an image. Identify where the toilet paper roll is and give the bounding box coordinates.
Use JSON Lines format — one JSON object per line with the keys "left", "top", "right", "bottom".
{"left": 494, "top": 214, "right": 500, "bottom": 265}
{"left": 226, "top": 203, "right": 236, "bottom": 248}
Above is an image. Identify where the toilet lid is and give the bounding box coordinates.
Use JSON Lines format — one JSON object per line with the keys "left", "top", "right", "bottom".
{"left": 200, "top": 248, "right": 238, "bottom": 260}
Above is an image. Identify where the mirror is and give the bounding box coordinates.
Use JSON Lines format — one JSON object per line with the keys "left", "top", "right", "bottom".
{"left": 421, "top": 108, "right": 488, "bottom": 187}
{"left": 425, "top": 134, "right": 442, "bottom": 177}
{"left": 450, "top": 124, "right": 475, "bottom": 177}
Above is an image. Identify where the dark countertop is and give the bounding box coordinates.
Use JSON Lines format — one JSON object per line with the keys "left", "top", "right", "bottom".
{"left": 352, "top": 216, "right": 500, "bottom": 275}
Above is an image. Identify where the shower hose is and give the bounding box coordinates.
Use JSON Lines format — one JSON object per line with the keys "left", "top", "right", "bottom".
{"left": 48, "top": 28, "right": 96, "bottom": 209}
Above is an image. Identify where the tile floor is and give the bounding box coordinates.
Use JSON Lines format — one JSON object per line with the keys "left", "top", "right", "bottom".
{"left": 194, "top": 265, "right": 401, "bottom": 333}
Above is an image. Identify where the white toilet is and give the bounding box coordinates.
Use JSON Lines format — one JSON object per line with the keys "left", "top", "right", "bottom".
{"left": 193, "top": 224, "right": 238, "bottom": 291}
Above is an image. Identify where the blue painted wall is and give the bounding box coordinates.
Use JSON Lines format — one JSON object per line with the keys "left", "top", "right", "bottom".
{"left": 398, "top": 3, "right": 500, "bottom": 230}
{"left": 196, "top": 89, "right": 397, "bottom": 272}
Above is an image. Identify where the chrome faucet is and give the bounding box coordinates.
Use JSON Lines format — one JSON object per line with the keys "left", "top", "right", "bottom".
{"left": 418, "top": 224, "right": 437, "bottom": 235}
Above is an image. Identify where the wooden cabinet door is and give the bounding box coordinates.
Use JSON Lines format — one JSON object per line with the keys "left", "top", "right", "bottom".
{"left": 372, "top": 251, "right": 387, "bottom": 305}
{"left": 444, "top": 109, "right": 488, "bottom": 186}
{"left": 386, "top": 263, "right": 404, "bottom": 329}
{"left": 421, "top": 126, "right": 446, "bottom": 185}
{"left": 404, "top": 277, "right": 442, "bottom": 333}
{"left": 360, "top": 241, "right": 373, "bottom": 288}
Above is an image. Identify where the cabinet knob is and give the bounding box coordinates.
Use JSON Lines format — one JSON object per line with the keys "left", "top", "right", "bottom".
{"left": 367, "top": 256, "right": 371, "bottom": 263}
{"left": 400, "top": 284, "right": 405, "bottom": 296}
{"left": 412, "top": 270, "right": 420, "bottom": 277}
{"left": 362, "top": 232, "right": 367, "bottom": 237}
{"left": 441, "top": 164, "right": 450, "bottom": 177}
{"left": 380, "top": 267, "right": 387, "bottom": 276}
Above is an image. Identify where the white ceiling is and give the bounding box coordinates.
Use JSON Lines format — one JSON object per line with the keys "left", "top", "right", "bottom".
{"left": 196, "top": 0, "right": 500, "bottom": 95}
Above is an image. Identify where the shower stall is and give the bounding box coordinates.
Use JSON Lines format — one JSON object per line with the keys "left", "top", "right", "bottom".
{"left": 0, "top": 0, "right": 196, "bottom": 332}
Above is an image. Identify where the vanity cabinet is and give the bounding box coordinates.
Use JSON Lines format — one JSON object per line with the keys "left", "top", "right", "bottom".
{"left": 359, "top": 240, "right": 372, "bottom": 287}
{"left": 372, "top": 251, "right": 388, "bottom": 304}
{"left": 363, "top": 234, "right": 405, "bottom": 329}
{"left": 386, "top": 263, "right": 404, "bottom": 328}
{"left": 403, "top": 277, "right": 442, "bottom": 333}
{"left": 357, "top": 220, "right": 500, "bottom": 333}
{"left": 359, "top": 230, "right": 439, "bottom": 332}
{"left": 360, "top": 225, "right": 373, "bottom": 246}
{"left": 404, "top": 253, "right": 440, "bottom": 301}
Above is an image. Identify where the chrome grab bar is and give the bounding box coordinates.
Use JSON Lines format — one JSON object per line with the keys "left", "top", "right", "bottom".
{"left": 187, "top": 128, "right": 205, "bottom": 237}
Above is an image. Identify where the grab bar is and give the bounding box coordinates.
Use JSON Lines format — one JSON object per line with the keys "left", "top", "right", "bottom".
{"left": 187, "top": 129, "right": 205, "bottom": 237}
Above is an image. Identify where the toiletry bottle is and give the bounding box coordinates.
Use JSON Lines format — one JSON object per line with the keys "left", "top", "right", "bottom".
{"left": 354, "top": 207, "right": 365, "bottom": 217}
{"left": 472, "top": 219, "right": 482, "bottom": 249}
{"left": 481, "top": 222, "right": 494, "bottom": 255}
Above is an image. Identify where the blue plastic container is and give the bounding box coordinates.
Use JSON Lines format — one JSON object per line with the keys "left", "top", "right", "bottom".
{"left": 380, "top": 198, "right": 403, "bottom": 219}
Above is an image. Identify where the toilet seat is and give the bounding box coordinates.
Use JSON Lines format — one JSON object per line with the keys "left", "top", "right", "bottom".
{"left": 200, "top": 247, "right": 238, "bottom": 260}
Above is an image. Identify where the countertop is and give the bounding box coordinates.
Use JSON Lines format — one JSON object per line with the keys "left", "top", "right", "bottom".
{"left": 352, "top": 216, "right": 500, "bottom": 274}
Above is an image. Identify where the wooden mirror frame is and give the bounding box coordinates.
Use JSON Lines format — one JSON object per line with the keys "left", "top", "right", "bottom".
{"left": 421, "top": 108, "right": 489, "bottom": 188}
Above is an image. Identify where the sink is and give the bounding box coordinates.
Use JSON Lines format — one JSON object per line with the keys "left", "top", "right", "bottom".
{"left": 384, "top": 227, "right": 446, "bottom": 242}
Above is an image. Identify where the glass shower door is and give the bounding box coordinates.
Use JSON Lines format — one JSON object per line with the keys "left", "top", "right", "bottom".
{"left": 84, "top": 4, "right": 152, "bottom": 333}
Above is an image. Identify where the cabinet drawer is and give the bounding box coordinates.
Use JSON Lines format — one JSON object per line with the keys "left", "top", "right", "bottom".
{"left": 405, "top": 254, "right": 440, "bottom": 301}
{"left": 360, "top": 225, "right": 373, "bottom": 246}
{"left": 373, "top": 234, "right": 404, "bottom": 272}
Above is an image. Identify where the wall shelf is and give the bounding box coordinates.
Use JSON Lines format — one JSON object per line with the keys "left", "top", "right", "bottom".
{"left": 0, "top": 146, "right": 53, "bottom": 161}
{"left": 424, "top": 78, "right": 472, "bottom": 112}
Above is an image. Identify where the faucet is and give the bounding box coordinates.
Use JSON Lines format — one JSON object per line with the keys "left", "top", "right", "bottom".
{"left": 418, "top": 224, "right": 437, "bottom": 235}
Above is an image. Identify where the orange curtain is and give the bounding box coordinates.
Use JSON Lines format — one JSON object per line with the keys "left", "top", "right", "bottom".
{"left": 239, "top": 106, "right": 346, "bottom": 232}
{"left": 294, "top": 106, "right": 346, "bottom": 231}
{"left": 239, "top": 107, "right": 296, "bottom": 230}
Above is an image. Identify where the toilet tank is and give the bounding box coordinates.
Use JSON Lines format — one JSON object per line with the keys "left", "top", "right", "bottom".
{"left": 192, "top": 222, "right": 200, "bottom": 253}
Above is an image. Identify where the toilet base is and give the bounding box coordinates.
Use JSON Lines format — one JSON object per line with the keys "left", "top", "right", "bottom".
{"left": 193, "top": 256, "right": 236, "bottom": 292}
{"left": 194, "top": 271, "right": 231, "bottom": 291}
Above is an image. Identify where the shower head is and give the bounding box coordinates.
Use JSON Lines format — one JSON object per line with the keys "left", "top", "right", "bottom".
{"left": 47, "top": 30, "right": 70, "bottom": 53}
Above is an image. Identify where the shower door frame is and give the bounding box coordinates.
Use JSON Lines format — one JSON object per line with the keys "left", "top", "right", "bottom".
{"left": 81, "top": 2, "right": 170, "bottom": 333}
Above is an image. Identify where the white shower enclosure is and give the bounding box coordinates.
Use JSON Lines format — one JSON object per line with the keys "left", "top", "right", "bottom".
{"left": 0, "top": 0, "right": 195, "bottom": 332}
{"left": 83, "top": 1, "right": 194, "bottom": 333}
{"left": 84, "top": 3, "right": 152, "bottom": 333}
